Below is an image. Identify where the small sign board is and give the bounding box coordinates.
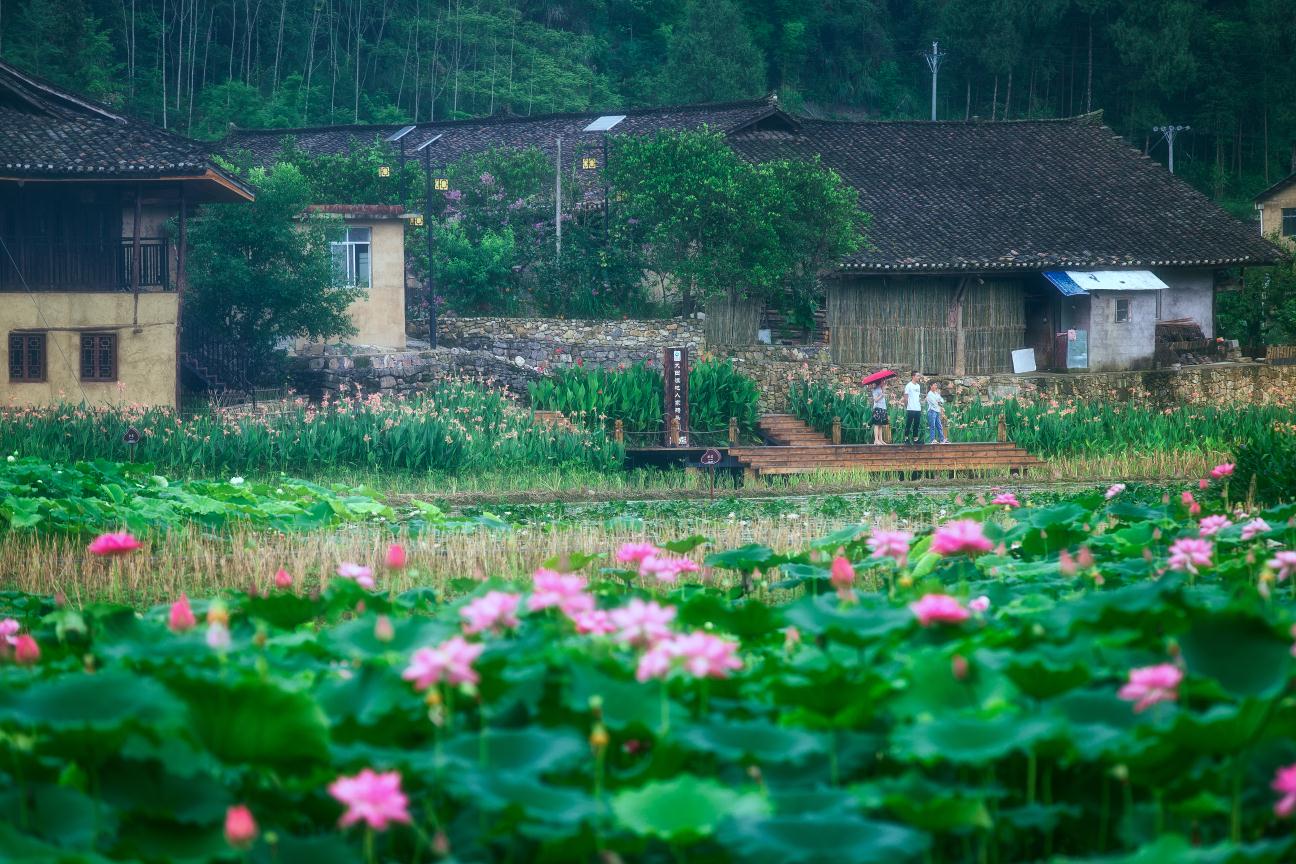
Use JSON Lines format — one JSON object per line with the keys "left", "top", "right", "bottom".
{"left": 700, "top": 448, "right": 722, "bottom": 466}
{"left": 663, "top": 346, "right": 690, "bottom": 447}
{"left": 1011, "top": 348, "right": 1037, "bottom": 375}
{"left": 1066, "top": 329, "right": 1089, "bottom": 369}
{"left": 123, "top": 426, "right": 141, "bottom": 446}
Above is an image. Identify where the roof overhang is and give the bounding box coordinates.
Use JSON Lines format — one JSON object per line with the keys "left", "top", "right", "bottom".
{"left": 0, "top": 168, "right": 253, "bottom": 201}
{"left": 1044, "top": 270, "right": 1169, "bottom": 296}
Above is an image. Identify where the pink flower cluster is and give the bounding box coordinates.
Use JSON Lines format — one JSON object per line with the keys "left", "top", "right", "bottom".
{"left": 1269, "top": 551, "right": 1296, "bottom": 583}
{"left": 402, "top": 636, "right": 485, "bottom": 688}
{"left": 1210, "top": 462, "right": 1235, "bottom": 480}
{"left": 460, "top": 591, "right": 521, "bottom": 635}
{"left": 1105, "top": 483, "right": 1126, "bottom": 500}
{"left": 88, "top": 532, "right": 142, "bottom": 556}
{"left": 1117, "top": 663, "right": 1182, "bottom": 713}
{"left": 336, "top": 562, "right": 376, "bottom": 590}
{"left": 1241, "top": 519, "right": 1272, "bottom": 541}
{"left": 616, "top": 543, "right": 700, "bottom": 584}
{"left": 992, "top": 492, "right": 1021, "bottom": 509}
{"left": 529, "top": 569, "right": 595, "bottom": 618}
{"left": 867, "top": 529, "right": 912, "bottom": 565}
{"left": 1197, "top": 515, "right": 1232, "bottom": 537}
{"left": 1168, "top": 538, "right": 1213, "bottom": 574}
{"left": 610, "top": 599, "right": 677, "bottom": 647}
{"left": 636, "top": 631, "right": 742, "bottom": 682}
{"left": 0, "top": 618, "right": 39, "bottom": 665}
{"left": 328, "top": 769, "right": 411, "bottom": 831}
{"left": 930, "top": 520, "right": 993, "bottom": 557}
{"left": 909, "top": 594, "right": 970, "bottom": 626}
{"left": 1274, "top": 764, "right": 1296, "bottom": 818}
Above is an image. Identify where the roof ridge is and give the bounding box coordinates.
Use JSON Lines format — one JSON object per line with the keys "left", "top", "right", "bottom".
{"left": 0, "top": 58, "right": 126, "bottom": 123}
{"left": 225, "top": 96, "right": 778, "bottom": 138}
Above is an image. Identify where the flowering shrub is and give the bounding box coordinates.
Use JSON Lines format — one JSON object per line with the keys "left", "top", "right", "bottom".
{"left": 2, "top": 484, "right": 1296, "bottom": 861}
{"left": 0, "top": 380, "right": 620, "bottom": 477}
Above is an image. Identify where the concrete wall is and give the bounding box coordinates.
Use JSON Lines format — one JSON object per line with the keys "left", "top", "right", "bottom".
{"left": 295, "top": 344, "right": 543, "bottom": 399}
{"left": 1258, "top": 183, "right": 1296, "bottom": 251}
{"left": 1, "top": 293, "right": 177, "bottom": 407}
{"left": 1159, "top": 269, "right": 1215, "bottom": 337}
{"left": 341, "top": 219, "right": 406, "bottom": 349}
{"left": 435, "top": 316, "right": 704, "bottom": 368}
{"left": 1087, "top": 290, "right": 1158, "bottom": 371}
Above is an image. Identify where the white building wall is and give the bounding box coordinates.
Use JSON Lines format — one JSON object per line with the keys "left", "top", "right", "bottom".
{"left": 1157, "top": 269, "right": 1215, "bottom": 338}
{"left": 1087, "top": 291, "right": 1159, "bottom": 371}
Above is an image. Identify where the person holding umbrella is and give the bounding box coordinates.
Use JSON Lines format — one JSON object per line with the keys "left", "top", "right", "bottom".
{"left": 861, "top": 369, "right": 895, "bottom": 445}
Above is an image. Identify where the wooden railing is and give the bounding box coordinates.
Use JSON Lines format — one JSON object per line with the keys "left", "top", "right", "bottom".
{"left": 0, "top": 238, "right": 170, "bottom": 291}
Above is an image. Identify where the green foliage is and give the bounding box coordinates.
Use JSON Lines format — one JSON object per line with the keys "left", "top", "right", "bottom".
{"left": 0, "top": 383, "right": 621, "bottom": 478}
{"left": 527, "top": 358, "right": 761, "bottom": 444}
{"left": 662, "top": 0, "right": 766, "bottom": 103}
{"left": 788, "top": 379, "right": 1296, "bottom": 456}
{"left": 609, "top": 130, "right": 865, "bottom": 314}
{"left": 1233, "top": 421, "right": 1296, "bottom": 507}
{"left": 2, "top": 486, "right": 1296, "bottom": 859}
{"left": 185, "top": 163, "right": 360, "bottom": 384}
{"left": 1217, "top": 258, "right": 1296, "bottom": 349}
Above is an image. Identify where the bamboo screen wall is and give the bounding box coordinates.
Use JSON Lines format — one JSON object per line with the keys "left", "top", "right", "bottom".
{"left": 827, "top": 276, "right": 1025, "bottom": 374}
{"left": 704, "top": 294, "right": 763, "bottom": 346}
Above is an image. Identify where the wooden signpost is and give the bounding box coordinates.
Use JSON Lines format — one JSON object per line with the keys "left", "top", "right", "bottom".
{"left": 123, "top": 426, "right": 140, "bottom": 463}
{"left": 700, "top": 447, "right": 722, "bottom": 500}
{"left": 663, "top": 346, "right": 689, "bottom": 447}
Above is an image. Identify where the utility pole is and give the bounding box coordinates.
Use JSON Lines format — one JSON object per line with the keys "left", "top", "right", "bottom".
{"left": 923, "top": 41, "right": 946, "bottom": 121}
{"left": 1153, "top": 124, "right": 1190, "bottom": 174}
{"left": 416, "top": 133, "right": 443, "bottom": 347}
{"left": 555, "top": 136, "right": 562, "bottom": 262}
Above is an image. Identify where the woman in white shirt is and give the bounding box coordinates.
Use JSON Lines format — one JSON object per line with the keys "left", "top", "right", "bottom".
{"left": 925, "top": 381, "right": 950, "bottom": 444}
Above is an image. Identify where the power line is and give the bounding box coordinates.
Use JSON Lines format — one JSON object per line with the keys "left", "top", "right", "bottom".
{"left": 922, "top": 41, "right": 946, "bottom": 122}
{"left": 1152, "top": 124, "right": 1190, "bottom": 174}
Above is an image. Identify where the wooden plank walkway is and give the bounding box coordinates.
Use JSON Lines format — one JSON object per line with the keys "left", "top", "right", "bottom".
{"left": 728, "top": 442, "right": 1044, "bottom": 477}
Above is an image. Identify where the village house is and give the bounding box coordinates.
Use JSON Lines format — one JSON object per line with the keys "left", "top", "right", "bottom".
{"left": 1254, "top": 171, "right": 1296, "bottom": 252}
{"left": 227, "top": 98, "right": 1280, "bottom": 374}
{"left": 0, "top": 60, "right": 252, "bottom": 409}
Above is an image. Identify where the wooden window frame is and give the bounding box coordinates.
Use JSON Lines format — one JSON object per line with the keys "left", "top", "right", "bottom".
{"left": 8, "top": 332, "right": 47, "bottom": 383}
{"left": 1282, "top": 208, "right": 1296, "bottom": 238}
{"left": 79, "top": 332, "right": 118, "bottom": 383}
{"left": 1114, "top": 298, "right": 1131, "bottom": 324}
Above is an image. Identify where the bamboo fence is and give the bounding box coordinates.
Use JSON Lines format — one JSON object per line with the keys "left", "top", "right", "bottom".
{"left": 704, "top": 293, "right": 764, "bottom": 346}
{"left": 827, "top": 276, "right": 1025, "bottom": 374}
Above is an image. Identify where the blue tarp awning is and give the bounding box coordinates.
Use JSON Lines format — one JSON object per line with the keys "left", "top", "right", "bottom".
{"left": 1043, "top": 270, "right": 1169, "bottom": 296}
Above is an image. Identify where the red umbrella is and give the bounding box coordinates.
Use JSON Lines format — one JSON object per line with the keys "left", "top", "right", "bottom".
{"left": 861, "top": 369, "right": 897, "bottom": 386}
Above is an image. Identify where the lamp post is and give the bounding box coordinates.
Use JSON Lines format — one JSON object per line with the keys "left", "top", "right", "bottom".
{"left": 415, "top": 133, "right": 443, "bottom": 347}
{"left": 583, "top": 115, "right": 625, "bottom": 242}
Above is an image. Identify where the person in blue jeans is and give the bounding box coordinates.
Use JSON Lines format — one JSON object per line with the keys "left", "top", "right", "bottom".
{"left": 925, "top": 380, "right": 950, "bottom": 444}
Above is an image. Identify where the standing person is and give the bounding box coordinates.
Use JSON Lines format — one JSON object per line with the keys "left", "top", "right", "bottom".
{"left": 870, "top": 379, "right": 889, "bottom": 445}
{"left": 926, "top": 380, "right": 950, "bottom": 444}
{"left": 903, "top": 371, "right": 923, "bottom": 445}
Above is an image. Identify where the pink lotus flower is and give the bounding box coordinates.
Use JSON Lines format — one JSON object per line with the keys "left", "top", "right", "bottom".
{"left": 639, "top": 555, "right": 700, "bottom": 584}
{"left": 1241, "top": 519, "right": 1272, "bottom": 541}
{"left": 868, "top": 529, "right": 912, "bottom": 565}
{"left": 1105, "top": 483, "right": 1126, "bottom": 500}
{"left": 610, "top": 599, "right": 676, "bottom": 646}
{"left": 616, "top": 542, "right": 661, "bottom": 565}
{"left": 88, "top": 532, "right": 141, "bottom": 557}
{"left": 909, "top": 594, "right": 970, "bottom": 627}
{"left": 1117, "top": 663, "right": 1183, "bottom": 713}
{"left": 274, "top": 568, "right": 293, "bottom": 589}
{"left": 1268, "top": 551, "right": 1296, "bottom": 582}
{"left": 992, "top": 492, "right": 1021, "bottom": 508}
{"left": 830, "top": 556, "right": 855, "bottom": 596}
{"left": 336, "top": 562, "right": 375, "bottom": 589}
{"left": 968, "top": 595, "right": 991, "bottom": 613}
{"left": 402, "top": 636, "right": 485, "bottom": 688}
{"left": 572, "top": 609, "right": 616, "bottom": 635}
{"left": 224, "top": 805, "right": 258, "bottom": 848}
{"left": 374, "top": 615, "right": 395, "bottom": 643}
{"left": 385, "top": 544, "right": 408, "bottom": 570}
{"left": 460, "top": 591, "right": 522, "bottom": 635}
{"left": 0, "top": 618, "right": 19, "bottom": 647}
{"left": 1168, "top": 538, "right": 1213, "bottom": 575}
{"left": 1199, "top": 478, "right": 1209, "bottom": 490}
{"left": 168, "top": 595, "right": 197, "bottom": 632}
{"left": 930, "top": 520, "right": 993, "bottom": 557}
{"left": 528, "top": 569, "right": 591, "bottom": 616}
{"left": 13, "top": 634, "right": 39, "bottom": 665}
{"left": 1198, "top": 515, "right": 1232, "bottom": 537}
{"left": 328, "top": 769, "right": 411, "bottom": 831}
{"left": 1210, "top": 463, "right": 1235, "bottom": 479}
{"left": 951, "top": 655, "right": 970, "bottom": 680}
{"left": 1059, "top": 548, "right": 1077, "bottom": 576}
{"left": 1272, "top": 764, "right": 1296, "bottom": 818}
{"left": 636, "top": 631, "right": 742, "bottom": 682}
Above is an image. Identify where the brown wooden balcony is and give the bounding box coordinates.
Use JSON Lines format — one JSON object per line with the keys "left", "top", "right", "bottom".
{"left": 0, "top": 237, "right": 171, "bottom": 292}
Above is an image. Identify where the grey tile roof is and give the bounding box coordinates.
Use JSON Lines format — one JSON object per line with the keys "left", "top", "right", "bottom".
{"left": 0, "top": 59, "right": 231, "bottom": 180}
{"left": 730, "top": 115, "right": 1281, "bottom": 271}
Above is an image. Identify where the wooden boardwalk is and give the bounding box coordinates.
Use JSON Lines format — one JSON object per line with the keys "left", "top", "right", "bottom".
{"left": 727, "top": 441, "right": 1044, "bottom": 478}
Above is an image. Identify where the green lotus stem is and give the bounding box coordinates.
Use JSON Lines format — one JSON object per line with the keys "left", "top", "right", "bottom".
{"left": 659, "top": 680, "right": 670, "bottom": 737}
{"left": 1099, "top": 775, "right": 1110, "bottom": 852}
{"left": 1122, "top": 780, "right": 1134, "bottom": 849}
{"left": 1027, "top": 751, "right": 1037, "bottom": 805}
{"left": 1230, "top": 767, "right": 1243, "bottom": 843}
{"left": 364, "top": 827, "right": 375, "bottom": 864}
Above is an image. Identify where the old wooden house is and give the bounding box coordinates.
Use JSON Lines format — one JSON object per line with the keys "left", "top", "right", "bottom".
{"left": 0, "top": 60, "right": 252, "bottom": 409}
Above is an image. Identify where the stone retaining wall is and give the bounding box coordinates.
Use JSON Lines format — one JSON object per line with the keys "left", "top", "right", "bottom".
{"left": 294, "top": 344, "right": 544, "bottom": 400}
{"left": 332, "top": 317, "right": 1296, "bottom": 412}
{"left": 433, "top": 316, "right": 703, "bottom": 368}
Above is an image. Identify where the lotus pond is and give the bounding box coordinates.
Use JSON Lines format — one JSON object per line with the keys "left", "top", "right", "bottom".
{"left": 3, "top": 466, "right": 1296, "bottom": 863}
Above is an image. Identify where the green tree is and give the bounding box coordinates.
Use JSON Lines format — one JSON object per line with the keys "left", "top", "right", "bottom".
{"left": 662, "top": 0, "right": 766, "bottom": 103}
{"left": 185, "top": 164, "right": 361, "bottom": 384}
{"left": 608, "top": 129, "right": 865, "bottom": 317}
{"left": 1218, "top": 259, "right": 1296, "bottom": 350}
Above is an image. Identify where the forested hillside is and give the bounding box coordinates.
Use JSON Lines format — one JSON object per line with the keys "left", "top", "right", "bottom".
{"left": 2, "top": 0, "right": 1294, "bottom": 215}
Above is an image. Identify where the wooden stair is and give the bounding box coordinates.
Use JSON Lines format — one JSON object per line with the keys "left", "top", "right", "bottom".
{"left": 728, "top": 442, "right": 1045, "bottom": 478}
{"left": 758, "top": 414, "right": 832, "bottom": 446}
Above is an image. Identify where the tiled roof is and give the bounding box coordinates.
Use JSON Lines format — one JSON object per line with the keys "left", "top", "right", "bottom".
{"left": 224, "top": 98, "right": 794, "bottom": 170}
{"left": 0, "top": 59, "right": 237, "bottom": 183}
{"left": 730, "top": 115, "right": 1280, "bottom": 271}
{"left": 1254, "top": 171, "right": 1296, "bottom": 204}
{"left": 305, "top": 204, "right": 408, "bottom": 217}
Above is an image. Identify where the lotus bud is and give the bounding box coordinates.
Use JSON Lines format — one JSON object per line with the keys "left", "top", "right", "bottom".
{"left": 746, "top": 765, "right": 763, "bottom": 784}
{"left": 898, "top": 575, "right": 914, "bottom": 588}
{"left": 1076, "top": 547, "right": 1095, "bottom": 570}
{"left": 253, "top": 630, "right": 267, "bottom": 649}
{"left": 385, "top": 543, "right": 408, "bottom": 571}
{"left": 274, "top": 568, "right": 293, "bottom": 589}
{"left": 1111, "top": 764, "right": 1129, "bottom": 782}
{"left": 783, "top": 626, "right": 801, "bottom": 651}
{"left": 589, "top": 723, "right": 609, "bottom": 752}
{"left": 224, "top": 805, "right": 258, "bottom": 849}
{"left": 588, "top": 695, "right": 604, "bottom": 717}
{"left": 374, "top": 615, "right": 395, "bottom": 643}
{"left": 1059, "top": 549, "right": 1077, "bottom": 577}
{"left": 951, "top": 655, "right": 969, "bottom": 680}
{"left": 14, "top": 635, "right": 39, "bottom": 665}
{"left": 355, "top": 600, "right": 366, "bottom": 615}
{"left": 54, "top": 591, "right": 67, "bottom": 608}
{"left": 425, "top": 689, "right": 443, "bottom": 708}
{"left": 432, "top": 830, "right": 450, "bottom": 857}
{"left": 83, "top": 653, "right": 96, "bottom": 674}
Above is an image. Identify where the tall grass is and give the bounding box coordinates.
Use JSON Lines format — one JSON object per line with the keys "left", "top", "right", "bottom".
{"left": 788, "top": 379, "right": 1296, "bottom": 457}
{"left": 0, "top": 381, "right": 621, "bottom": 477}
